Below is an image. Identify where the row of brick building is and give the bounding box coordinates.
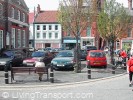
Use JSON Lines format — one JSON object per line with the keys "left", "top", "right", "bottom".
{"left": 29, "top": 0, "right": 133, "bottom": 50}
{"left": 0, "top": 0, "right": 133, "bottom": 51}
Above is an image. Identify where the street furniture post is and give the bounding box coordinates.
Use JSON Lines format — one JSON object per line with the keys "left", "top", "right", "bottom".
{"left": 112, "top": 66, "right": 115, "bottom": 74}
{"left": 50, "top": 63, "right": 54, "bottom": 83}
{"left": 87, "top": 60, "right": 91, "bottom": 79}
{"left": 4, "top": 65, "right": 9, "bottom": 84}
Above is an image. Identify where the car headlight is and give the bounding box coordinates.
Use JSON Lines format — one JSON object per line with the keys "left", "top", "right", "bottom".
{"left": 66, "top": 61, "right": 73, "bottom": 64}
{"left": 23, "top": 60, "right": 27, "bottom": 63}
{"left": 0, "top": 62, "right": 6, "bottom": 64}
{"left": 51, "top": 61, "right": 57, "bottom": 64}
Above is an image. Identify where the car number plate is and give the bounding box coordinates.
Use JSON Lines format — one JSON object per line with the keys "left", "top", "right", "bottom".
{"left": 94, "top": 62, "right": 100, "bottom": 64}
{"left": 57, "top": 64, "right": 64, "bottom": 66}
{"left": 27, "top": 63, "right": 34, "bottom": 66}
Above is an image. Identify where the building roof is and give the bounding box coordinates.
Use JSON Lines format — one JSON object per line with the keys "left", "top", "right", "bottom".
{"left": 29, "top": 12, "right": 34, "bottom": 24}
{"left": 34, "top": 10, "right": 58, "bottom": 23}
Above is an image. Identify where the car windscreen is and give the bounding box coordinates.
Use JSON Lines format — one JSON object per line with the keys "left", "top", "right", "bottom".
{"left": 56, "top": 51, "right": 74, "bottom": 57}
{"left": 90, "top": 52, "right": 105, "bottom": 57}
{"left": 32, "top": 52, "right": 44, "bottom": 57}
{"left": 0, "top": 51, "right": 13, "bottom": 58}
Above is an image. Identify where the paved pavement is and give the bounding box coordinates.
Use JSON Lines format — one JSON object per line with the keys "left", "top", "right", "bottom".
{"left": 0, "top": 54, "right": 126, "bottom": 86}
{"left": 0, "top": 74, "right": 132, "bottom": 100}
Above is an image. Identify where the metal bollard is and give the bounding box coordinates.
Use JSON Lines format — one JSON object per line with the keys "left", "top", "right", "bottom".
{"left": 50, "top": 64, "right": 54, "bottom": 83}
{"left": 4, "top": 65, "right": 9, "bottom": 84}
{"left": 112, "top": 66, "right": 115, "bottom": 74}
{"left": 87, "top": 61, "right": 91, "bottom": 79}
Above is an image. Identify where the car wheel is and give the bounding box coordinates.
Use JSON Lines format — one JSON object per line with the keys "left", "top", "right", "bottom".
{"left": 104, "top": 65, "right": 107, "bottom": 69}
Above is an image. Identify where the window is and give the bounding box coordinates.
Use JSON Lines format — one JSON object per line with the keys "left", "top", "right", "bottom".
{"left": 67, "top": 29, "right": 71, "bottom": 36}
{"left": 22, "top": 13, "right": 25, "bottom": 22}
{"left": 37, "top": 25, "right": 40, "bottom": 30}
{"left": 55, "top": 33, "right": 58, "bottom": 39}
{"left": 36, "top": 33, "right": 40, "bottom": 38}
{"left": 11, "top": 7, "right": 15, "bottom": 18}
{"left": 43, "top": 25, "right": 46, "bottom": 30}
{"left": 0, "top": 3, "right": 3, "bottom": 16}
{"left": 17, "top": 10, "right": 20, "bottom": 20}
{"left": 17, "top": 29, "right": 21, "bottom": 47}
{"left": 55, "top": 25, "right": 58, "bottom": 30}
{"left": 128, "top": 28, "right": 131, "bottom": 37}
{"left": 43, "top": 32, "right": 46, "bottom": 38}
{"left": 0, "top": 30, "right": 3, "bottom": 49}
{"left": 49, "top": 25, "right": 52, "bottom": 30}
{"left": 87, "top": 27, "right": 91, "bottom": 36}
{"left": 11, "top": 28, "right": 15, "bottom": 48}
{"left": 22, "top": 30, "right": 25, "bottom": 47}
{"left": 49, "top": 33, "right": 52, "bottom": 38}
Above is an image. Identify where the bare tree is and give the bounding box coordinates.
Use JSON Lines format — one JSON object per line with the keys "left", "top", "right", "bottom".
{"left": 58, "top": 0, "right": 92, "bottom": 73}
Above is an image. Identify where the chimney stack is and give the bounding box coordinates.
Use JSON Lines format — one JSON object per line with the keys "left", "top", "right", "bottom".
{"left": 37, "top": 4, "right": 41, "bottom": 13}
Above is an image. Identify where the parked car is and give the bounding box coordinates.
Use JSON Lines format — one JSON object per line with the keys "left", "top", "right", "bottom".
{"left": 0, "top": 49, "right": 24, "bottom": 70}
{"left": 80, "top": 49, "right": 87, "bottom": 60}
{"left": 43, "top": 47, "right": 54, "bottom": 52}
{"left": 23, "top": 51, "right": 54, "bottom": 67}
{"left": 86, "top": 50, "right": 107, "bottom": 68}
{"left": 85, "top": 45, "right": 97, "bottom": 52}
{"left": 51, "top": 50, "right": 75, "bottom": 70}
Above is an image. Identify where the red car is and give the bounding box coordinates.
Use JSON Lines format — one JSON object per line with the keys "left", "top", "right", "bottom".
{"left": 23, "top": 51, "right": 54, "bottom": 67}
{"left": 86, "top": 50, "right": 107, "bottom": 68}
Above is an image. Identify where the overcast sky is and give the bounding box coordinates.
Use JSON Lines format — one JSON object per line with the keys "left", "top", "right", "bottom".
{"left": 24, "top": 0, "right": 128, "bottom": 12}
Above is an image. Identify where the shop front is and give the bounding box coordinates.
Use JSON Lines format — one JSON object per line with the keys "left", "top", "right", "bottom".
{"left": 63, "top": 37, "right": 80, "bottom": 50}
{"left": 121, "top": 38, "right": 133, "bottom": 52}
{"left": 80, "top": 37, "right": 95, "bottom": 49}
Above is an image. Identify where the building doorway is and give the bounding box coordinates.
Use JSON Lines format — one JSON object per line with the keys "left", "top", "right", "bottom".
{"left": 45, "top": 43, "right": 50, "bottom": 47}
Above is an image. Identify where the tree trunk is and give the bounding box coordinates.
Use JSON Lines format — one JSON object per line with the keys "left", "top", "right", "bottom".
{"left": 74, "top": 36, "right": 81, "bottom": 73}
{"left": 109, "top": 39, "right": 115, "bottom": 65}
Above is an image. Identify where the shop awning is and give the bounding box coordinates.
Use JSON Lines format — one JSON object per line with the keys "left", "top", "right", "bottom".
{"left": 63, "top": 40, "right": 80, "bottom": 43}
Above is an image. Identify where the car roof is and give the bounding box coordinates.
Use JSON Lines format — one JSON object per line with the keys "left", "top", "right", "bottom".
{"left": 33, "top": 51, "right": 47, "bottom": 53}
{"left": 89, "top": 50, "right": 104, "bottom": 52}
{"left": 59, "top": 50, "right": 73, "bottom": 52}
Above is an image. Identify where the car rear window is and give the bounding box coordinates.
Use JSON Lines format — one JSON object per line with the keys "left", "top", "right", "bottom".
{"left": 86, "top": 46, "right": 97, "bottom": 51}
{"left": 90, "top": 52, "right": 105, "bottom": 57}
{"left": 32, "top": 52, "right": 44, "bottom": 57}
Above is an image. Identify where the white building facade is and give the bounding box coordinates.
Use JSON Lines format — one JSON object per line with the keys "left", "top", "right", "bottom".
{"left": 34, "top": 23, "right": 62, "bottom": 49}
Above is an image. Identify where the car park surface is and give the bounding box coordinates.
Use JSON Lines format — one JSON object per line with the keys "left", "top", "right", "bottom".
{"left": 51, "top": 50, "right": 75, "bottom": 70}
{"left": 86, "top": 50, "right": 107, "bottom": 68}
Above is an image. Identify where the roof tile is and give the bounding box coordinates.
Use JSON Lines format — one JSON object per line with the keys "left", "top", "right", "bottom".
{"left": 35, "top": 11, "right": 58, "bottom": 23}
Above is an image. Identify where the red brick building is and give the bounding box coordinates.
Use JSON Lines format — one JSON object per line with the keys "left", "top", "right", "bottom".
{"left": 0, "top": 0, "right": 29, "bottom": 50}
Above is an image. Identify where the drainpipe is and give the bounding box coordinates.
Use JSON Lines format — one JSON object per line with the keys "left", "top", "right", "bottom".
{"left": 5, "top": 0, "right": 9, "bottom": 49}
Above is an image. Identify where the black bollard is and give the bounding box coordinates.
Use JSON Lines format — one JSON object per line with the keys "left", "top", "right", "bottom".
{"left": 4, "top": 65, "right": 9, "bottom": 84}
{"left": 112, "top": 66, "right": 115, "bottom": 74}
{"left": 50, "top": 64, "right": 54, "bottom": 83}
{"left": 87, "top": 61, "right": 91, "bottom": 79}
